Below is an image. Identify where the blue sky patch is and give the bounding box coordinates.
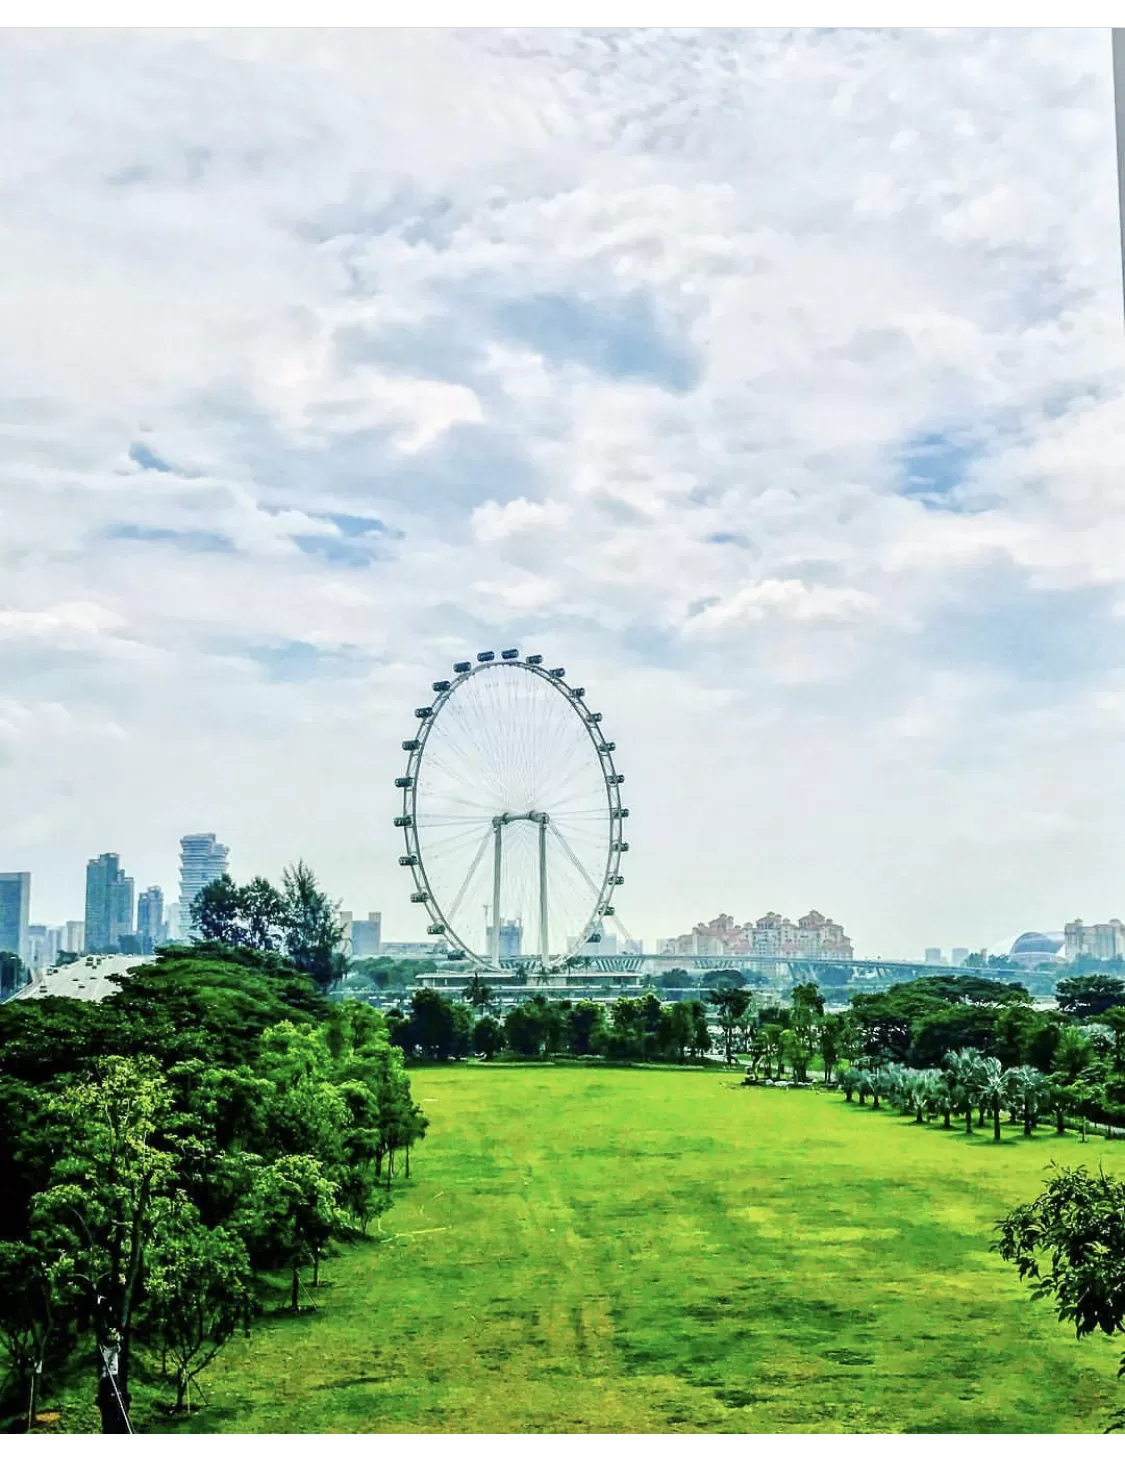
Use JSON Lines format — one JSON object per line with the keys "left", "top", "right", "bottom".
{"left": 104, "top": 523, "right": 235, "bottom": 553}
{"left": 898, "top": 429, "right": 978, "bottom": 508}
{"left": 128, "top": 440, "right": 178, "bottom": 473}
{"left": 495, "top": 291, "right": 699, "bottom": 393}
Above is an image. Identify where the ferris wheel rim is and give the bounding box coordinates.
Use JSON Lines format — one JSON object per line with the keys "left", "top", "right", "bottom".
{"left": 395, "top": 656, "right": 626, "bottom": 968}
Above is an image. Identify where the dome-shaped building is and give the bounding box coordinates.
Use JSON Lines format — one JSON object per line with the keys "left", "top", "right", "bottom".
{"left": 989, "top": 931, "right": 1065, "bottom": 967}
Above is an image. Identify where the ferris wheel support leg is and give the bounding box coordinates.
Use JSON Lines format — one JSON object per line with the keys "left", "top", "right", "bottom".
{"left": 491, "top": 820, "right": 503, "bottom": 969}
{"left": 538, "top": 814, "right": 550, "bottom": 971}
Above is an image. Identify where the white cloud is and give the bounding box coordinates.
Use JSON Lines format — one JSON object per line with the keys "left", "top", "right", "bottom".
{"left": 0, "top": 28, "right": 1122, "bottom": 957}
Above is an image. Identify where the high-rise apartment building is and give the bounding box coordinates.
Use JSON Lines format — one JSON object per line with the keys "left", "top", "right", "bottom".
{"left": 0, "top": 872, "right": 31, "bottom": 963}
{"left": 1064, "top": 918, "right": 1125, "bottom": 962}
{"left": 137, "top": 887, "right": 165, "bottom": 953}
{"left": 924, "top": 947, "right": 945, "bottom": 965}
{"left": 85, "top": 853, "right": 135, "bottom": 953}
{"left": 351, "top": 912, "right": 382, "bottom": 960}
{"left": 950, "top": 947, "right": 969, "bottom": 968}
{"left": 179, "top": 834, "right": 229, "bottom": 939}
{"left": 663, "top": 909, "right": 854, "bottom": 961}
{"left": 64, "top": 920, "right": 86, "bottom": 954}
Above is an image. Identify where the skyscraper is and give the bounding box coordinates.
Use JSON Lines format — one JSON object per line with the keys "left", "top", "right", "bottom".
{"left": 85, "top": 854, "right": 135, "bottom": 953}
{"left": 137, "top": 887, "right": 165, "bottom": 953}
{"left": 179, "top": 834, "right": 229, "bottom": 939}
{"left": 351, "top": 912, "right": 382, "bottom": 959}
{"left": 0, "top": 872, "right": 31, "bottom": 963}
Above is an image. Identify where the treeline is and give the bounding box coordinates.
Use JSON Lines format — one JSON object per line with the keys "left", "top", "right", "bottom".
{"left": 0, "top": 945, "right": 425, "bottom": 1433}
{"left": 384, "top": 986, "right": 713, "bottom": 1062}
{"left": 190, "top": 861, "right": 347, "bottom": 991}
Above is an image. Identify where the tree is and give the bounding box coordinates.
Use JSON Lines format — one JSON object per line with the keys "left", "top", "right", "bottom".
{"left": 819, "top": 1018, "right": 840, "bottom": 1085}
{"left": 240, "top": 877, "right": 286, "bottom": 953}
{"left": 0, "top": 950, "right": 26, "bottom": 997}
{"left": 978, "top": 1056, "right": 1007, "bottom": 1142}
{"left": 0, "top": 1239, "right": 63, "bottom": 1428}
{"left": 192, "top": 875, "right": 245, "bottom": 946}
{"left": 997, "top": 1166, "right": 1125, "bottom": 1384}
{"left": 241, "top": 1154, "right": 342, "bottom": 1313}
{"left": 944, "top": 1048, "right": 987, "bottom": 1135}
{"left": 463, "top": 974, "right": 495, "bottom": 1014}
{"left": 472, "top": 1014, "right": 504, "bottom": 1060}
{"left": 567, "top": 1000, "right": 607, "bottom": 1057}
{"left": 406, "top": 989, "right": 458, "bottom": 1060}
{"left": 1005, "top": 1065, "right": 1046, "bottom": 1137}
{"left": 282, "top": 861, "right": 344, "bottom": 992}
{"left": 707, "top": 988, "right": 752, "bottom": 1065}
{"left": 1056, "top": 975, "right": 1125, "bottom": 1021}
{"left": 143, "top": 1199, "right": 251, "bottom": 1412}
{"left": 31, "top": 1056, "right": 176, "bottom": 1433}
{"left": 505, "top": 1002, "right": 546, "bottom": 1058}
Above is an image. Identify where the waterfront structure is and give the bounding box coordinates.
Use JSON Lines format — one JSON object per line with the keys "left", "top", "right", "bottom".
{"left": 351, "top": 912, "right": 383, "bottom": 959}
{"left": 85, "top": 854, "right": 135, "bottom": 953}
{"left": 179, "top": 834, "right": 229, "bottom": 938}
{"left": 136, "top": 887, "right": 165, "bottom": 953}
{"left": 0, "top": 871, "right": 31, "bottom": 962}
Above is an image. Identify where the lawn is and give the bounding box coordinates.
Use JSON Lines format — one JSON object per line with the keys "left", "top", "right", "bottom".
{"left": 170, "top": 1064, "right": 1125, "bottom": 1434}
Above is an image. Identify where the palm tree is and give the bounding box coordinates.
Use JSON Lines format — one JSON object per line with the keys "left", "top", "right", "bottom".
{"left": 1004, "top": 1065, "right": 1046, "bottom": 1137}
{"left": 978, "top": 1056, "right": 1006, "bottom": 1142}
{"left": 906, "top": 1069, "right": 941, "bottom": 1124}
{"left": 463, "top": 973, "right": 494, "bottom": 1014}
{"left": 945, "top": 1049, "right": 987, "bottom": 1135}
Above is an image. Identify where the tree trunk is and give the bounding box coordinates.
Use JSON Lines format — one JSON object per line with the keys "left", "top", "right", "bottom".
{"left": 858, "top": 1091, "right": 866, "bottom": 1105}
{"left": 1023, "top": 1111, "right": 1032, "bottom": 1137}
{"left": 313, "top": 1247, "right": 321, "bottom": 1288}
{"left": 872, "top": 1092, "right": 880, "bottom": 1110}
{"left": 405, "top": 1144, "right": 411, "bottom": 1179}
{"left": 290, "top": 1264, "right": 300, "bottom": 1313}
{"left": 965, "top": 1107, "right": 973, "bottom": 1135}
{"left": 943, "top": 1111, "right": 951, "bottom": 1128}
{"left": 993, "top": 1106, "right": 1001, "bottom": 1142}
{"left": 96, "top": 1341, "right": 129, "bottom": 1435}
{"left": 977, "top": 1108, "right": 985, "bottom": 1128}
{"left": 1056, "top": 1108, "right": 1065, "bottom": 1135}
{"left": 175, "top": 1369, "right": 189, "bottom": 1414}
{"left": 915, "top": 1108, "right": 924, "bottom": 1124}
{"left": 844, "top": 1089, "right": 853, "bottom": 1102}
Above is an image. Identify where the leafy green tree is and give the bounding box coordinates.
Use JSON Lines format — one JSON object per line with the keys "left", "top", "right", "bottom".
{"left": 0, "top": 950, "right": 26, "bottom": 997}
{"left": 240, "top": 877, "right": 286, "bottom": 953}
{"left": 997, "top": 1165, "right": 1125, "bottom": 1389}
{"left": 689, "top": 1001, "right": 711, "bottom": 1059}
{"left": 32, "top": 1056, "right": 176, "bottom": 1433}
{"left": 406, "top": 989, "right": 459, "bottom": 1060}
{"left": 0, "top": 1239, "right": 65, "bottom": 1428}
{"left": 472, "top": 1014, "right": 504, "bottom": 1060}
{"left": 241, "top": 1154, "right": 342, "bottom": 1313}
{"left": 463, "top": 974, "right": 495, "bottom": 1014}
{"left": 504, "top": 1002, "right": 546, "bottom": 1058}
{"left": 143, "top": 1198, "right": 251, "bottom": 1412}
{"left": 1057, "top": 975, "right": 1125, "bottom": 1021}
{"left": 664, "top": 1001, "right": 697, "bottom": 1062}
{"left": 1054, "top": 1025, "right": 1094, "bottom": 1083}
{"left": 192, "top": 875, "right": 245, "bottom": 946}
{"left": 566, "top": 1000, "right": 607, "bottom": 1057}
{"left": 281, "top": 861, "right": 344, "bottom": 992}
{"left": 707, "top": 987, "right": 752, "bottom": 1065}
{"left": 818, "top": 1018, "right": 840, "bottom": 1085}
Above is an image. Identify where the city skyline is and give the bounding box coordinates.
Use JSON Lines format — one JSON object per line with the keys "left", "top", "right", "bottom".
{"left": 1, "top": 32, "right": 1123, "bottom": 959}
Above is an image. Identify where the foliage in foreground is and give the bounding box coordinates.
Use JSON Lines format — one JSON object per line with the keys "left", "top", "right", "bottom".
{"left": 0, "top": 947, "right": 425, "bottom": 1433}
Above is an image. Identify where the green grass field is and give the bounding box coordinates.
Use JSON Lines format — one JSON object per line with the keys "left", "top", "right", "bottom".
{"left": 173, "top": 1065, "right": 1125, "bottom": 1434}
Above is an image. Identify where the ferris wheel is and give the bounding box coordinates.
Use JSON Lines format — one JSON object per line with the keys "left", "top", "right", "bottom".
{"left": 394, "top": 651, "right": 628, "bottom": 969}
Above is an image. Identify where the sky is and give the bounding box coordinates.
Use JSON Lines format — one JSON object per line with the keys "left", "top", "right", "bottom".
{"left": 1, "top": 27, "right": 1123, "bottom": 960}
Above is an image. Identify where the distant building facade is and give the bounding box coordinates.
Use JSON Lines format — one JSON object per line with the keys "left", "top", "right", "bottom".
{"left": 85, "top": 854, "right": 135, "bottom": 953}
{"left": 663, "top": 910, "right": 853, "bottom": 961}
{"left": 0, "top": 871, "right": 31, "bottom": 963}
{"left": 1064, "top": 918, "right": 1125, "bottom": 963}
{"left": 351, "top": 912, "right": 383, "bottom": 959}
{"left": 136, "top": 887, "right": 165, "bottom": 953}
{"left": 924, "top": 947, "right": 945, "bottom": 965}
{"left": 179, "top": 834, "right": 229, "bottom": 939}
{"left": 950, "top": 947, "right": 969, "bottom": 968}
